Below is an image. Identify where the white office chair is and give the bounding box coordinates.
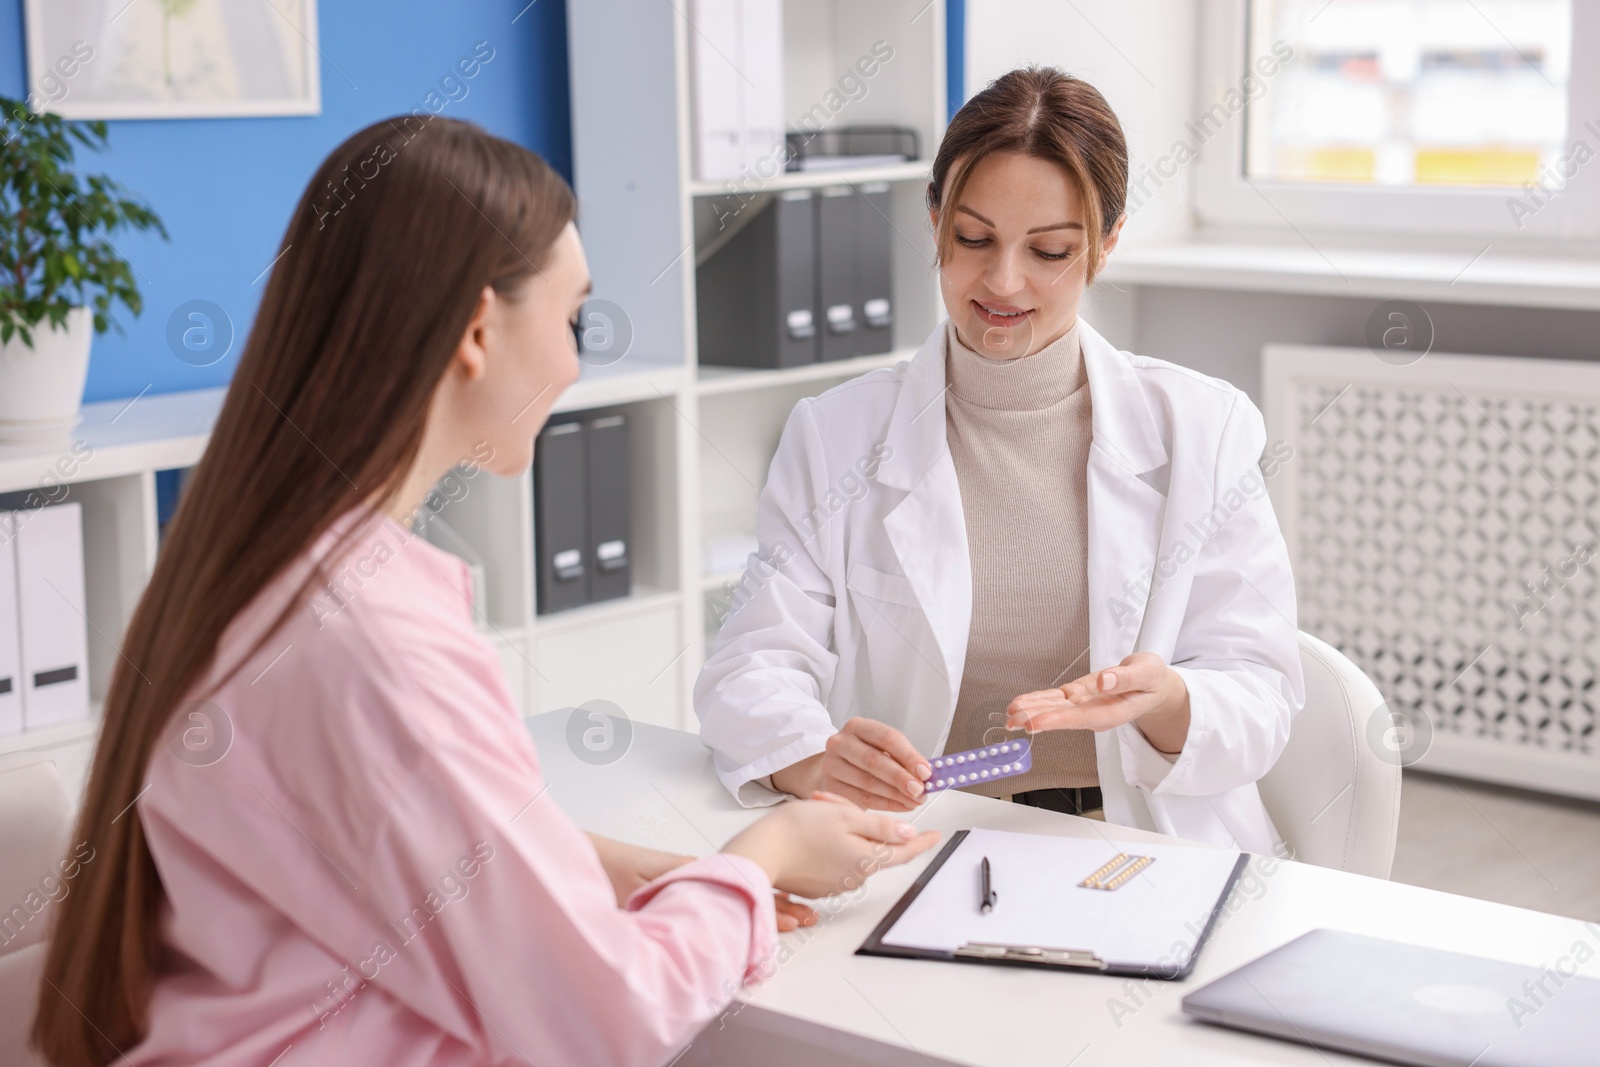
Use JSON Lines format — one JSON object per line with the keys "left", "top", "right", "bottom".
{"left": 1257, "top": 632, "right": 1402, "bottom": 878}
{"left": 0, "top": 758, "right": 73, "bottom": 1067}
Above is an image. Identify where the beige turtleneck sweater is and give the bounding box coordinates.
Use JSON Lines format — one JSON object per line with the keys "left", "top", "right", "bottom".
{"left": 941, "top": 318, "right": 1099, "bottom": 794}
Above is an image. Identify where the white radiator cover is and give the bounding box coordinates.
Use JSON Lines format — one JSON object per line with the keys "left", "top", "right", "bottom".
{"left": 1264, "top": 344, "right": 1600, "bottom": 801}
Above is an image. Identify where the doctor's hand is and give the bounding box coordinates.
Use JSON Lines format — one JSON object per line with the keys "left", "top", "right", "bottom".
{"left": 722, "top": 791, "right": 941, "bottom": 900}
{"left": 1005, "top": 652, "right": 1191, "bottom": 755}
{"left": 770, "top": 718, "right": 932, "bottom": 812}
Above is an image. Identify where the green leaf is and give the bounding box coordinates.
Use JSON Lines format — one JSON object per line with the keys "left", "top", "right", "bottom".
{"left": 0, "top": 94, "right": 168, "bottom": 340}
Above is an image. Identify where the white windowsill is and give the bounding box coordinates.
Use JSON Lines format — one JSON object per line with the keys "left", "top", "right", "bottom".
{"left": 1102, "top": 239, "right": 1600, "bottom": 312}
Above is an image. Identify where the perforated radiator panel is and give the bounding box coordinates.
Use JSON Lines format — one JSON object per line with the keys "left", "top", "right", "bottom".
{"left": 1264, "top": 345, "right": 1600, "bottom": 798}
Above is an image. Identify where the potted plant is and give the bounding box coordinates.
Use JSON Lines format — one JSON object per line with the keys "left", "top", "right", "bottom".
{"left": 1, "top": 97, "right": 166, "bottom": 442}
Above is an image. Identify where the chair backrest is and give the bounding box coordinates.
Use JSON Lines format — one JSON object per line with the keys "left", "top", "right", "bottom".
{"left": 1258, "top": 632, "right": 1401, "bottom": 878}
{"left": 0, "top": 758, "right": 73, "bottom": 1067}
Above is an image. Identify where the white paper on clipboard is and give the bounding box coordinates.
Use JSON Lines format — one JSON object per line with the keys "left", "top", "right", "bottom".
{"left": 878, "top": 828, "right": 1244, "bottom": 970}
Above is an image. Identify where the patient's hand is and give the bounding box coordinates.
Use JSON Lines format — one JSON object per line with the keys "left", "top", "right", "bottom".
{"left": 1005, "top": 652, "right": 1190, "bottom": 754}
{"left": 587, "top": 833, "right": 694, "bottom": 905}
{"left": 772, "top": 892, "right": 818, "bottom": 932}
{"left": 587, "top": 832, "right": 818, "bottom": 930}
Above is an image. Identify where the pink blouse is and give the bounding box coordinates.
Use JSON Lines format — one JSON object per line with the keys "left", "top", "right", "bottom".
{"left": 127, "top": 508, "right": 776, "bottom": 1066}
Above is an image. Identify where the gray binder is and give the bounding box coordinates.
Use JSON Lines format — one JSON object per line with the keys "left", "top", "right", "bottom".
{"left": 534, "top": 420, "right": 588, "bottom": 614}
{"left": 816, "top": 185, "right": 859, "bottom": 361}
{"left": 696, "top": 189, "right": 818, "bottom": 368}
{"left": 855, "top": 181, "right": 894, "bottom": 356}
{"left": 585, "top": 413, "right": 631, "bottom": 603}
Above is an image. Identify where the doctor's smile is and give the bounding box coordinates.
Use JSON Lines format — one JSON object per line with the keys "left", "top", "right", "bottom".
{"left": 970, "top": 300, "right": 1033, "bottom": 328}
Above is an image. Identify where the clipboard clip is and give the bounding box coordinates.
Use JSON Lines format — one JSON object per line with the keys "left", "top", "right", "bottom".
{"left": 954, "top": 942, "right": 1109, "bottom": 970}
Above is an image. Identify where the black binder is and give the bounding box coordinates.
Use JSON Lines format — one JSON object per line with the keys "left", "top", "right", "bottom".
{"left": 533, "top": 419, "right": 588, "bottom": 614}
{"left": 696, "top": 189, "right": 818, "bottom": 368}
{"left": 815, "top": 185, "right": 859, "bottom": 361}
{"left": 774, "top": 190, "right": 820, "bottom": 367}
{"left": 857, "top": 829, "right": 1250, "bottom": 979}
{"left": 585, "top": 413, "right": 630, "bottom": 604}
{"left": 855, "top": 180, "right": 894, "bottom": 357}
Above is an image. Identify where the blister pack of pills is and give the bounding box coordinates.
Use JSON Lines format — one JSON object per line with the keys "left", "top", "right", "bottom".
{"left": 925, "top": 739, "right": 1032, "bottom": 792}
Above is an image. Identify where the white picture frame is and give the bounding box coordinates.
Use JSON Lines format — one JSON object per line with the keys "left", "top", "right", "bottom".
{"left": 23, "top": 0, "right": 321, "bottom": 120}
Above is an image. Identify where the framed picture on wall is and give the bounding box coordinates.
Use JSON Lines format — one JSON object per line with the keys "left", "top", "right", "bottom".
{"left": 22, "top": 0, "right": 322, "bottom": 119}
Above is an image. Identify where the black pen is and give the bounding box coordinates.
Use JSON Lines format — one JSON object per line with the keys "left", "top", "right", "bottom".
{"left": 980, "top": 855, "right": 996, "bottom": 913}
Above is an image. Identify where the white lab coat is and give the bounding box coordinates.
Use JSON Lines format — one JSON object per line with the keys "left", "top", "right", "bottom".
{"left": 695, "top": 319, "right": 1305, "bottom": 854}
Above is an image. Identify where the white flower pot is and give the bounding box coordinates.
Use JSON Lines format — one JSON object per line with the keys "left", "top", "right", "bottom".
{"left": 0, "top": 307, "right": 93, "bottom": 444}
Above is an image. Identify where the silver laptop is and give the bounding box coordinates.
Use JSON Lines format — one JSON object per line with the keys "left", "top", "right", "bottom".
{"left": 1182, "top": 928, "right": 1599, "bottom": 1067}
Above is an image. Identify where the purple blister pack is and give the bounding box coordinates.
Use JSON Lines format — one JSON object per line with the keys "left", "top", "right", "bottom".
{"left": 925, "top": 739, "right": 1032, "bottom": 793}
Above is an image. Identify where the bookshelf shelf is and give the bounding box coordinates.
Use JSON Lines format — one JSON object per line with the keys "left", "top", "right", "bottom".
{"left": 0, "top": 713, "right": 99, "bottom": 758}
{"left": 695, "top": 347, "right": 911, "bottom": 397}
{"left": 533, "top": 586, "right": 681, "bottom": 636}
{"left": 686, "top": 159, "right": 932, "bottom": 197}
{"left": 0, "top": 387, "right": 219, "bottom": 494}
{"left": 552, "top": 357, "right": 687, "bottom": 414}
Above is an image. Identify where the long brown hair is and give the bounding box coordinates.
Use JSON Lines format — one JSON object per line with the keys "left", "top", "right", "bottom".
{"left": 31, "top": 115, "right": 575, "bottom": 1067}
{"left": 928, "top": 66, "right": 1129, "bottom": 285}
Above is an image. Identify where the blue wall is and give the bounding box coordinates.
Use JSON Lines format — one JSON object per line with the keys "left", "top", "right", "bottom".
{"left": 948, "top": 0, "right": 965, "bottom": 120}
{"left": 0, "top": 0, "right": 572, "bottom": 403}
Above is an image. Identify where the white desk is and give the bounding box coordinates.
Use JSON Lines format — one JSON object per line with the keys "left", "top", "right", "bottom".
{"left": 526, "top": 712, "right": 1600, "bottom": 1067}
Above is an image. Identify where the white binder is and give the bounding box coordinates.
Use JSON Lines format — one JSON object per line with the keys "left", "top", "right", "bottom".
{"left": 690, "top": 0, "right": 784, "bottom": 181}
{"left": 14, "top": 503, "right": 91, "bottom": 730}
{"left": 691, "top": 0, "right": 742, "bottom": 180}
{"left": 0, "top": 513, "right": 22, "bottom": 736}
{"left": 738, "top": 0, "right": 784, "bottom": 168}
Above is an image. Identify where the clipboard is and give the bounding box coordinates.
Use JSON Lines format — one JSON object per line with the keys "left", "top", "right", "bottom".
{"left": 857, "top": 829, "right": 1250, "bottom": 979}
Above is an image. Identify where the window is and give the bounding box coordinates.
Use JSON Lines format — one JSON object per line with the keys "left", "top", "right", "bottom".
{"left": 1194, "top": 0, "right": 1600, "bottom": 239}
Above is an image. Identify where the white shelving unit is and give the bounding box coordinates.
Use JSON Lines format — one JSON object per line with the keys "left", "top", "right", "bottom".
{"left": 564, "top": 0, "right": 947, "bottom": 730}
{"left": 0, "top": 3, "right": 947, "bottom": 800}
{"left": 0, "top": 388, "right": 218, "bottom": 798}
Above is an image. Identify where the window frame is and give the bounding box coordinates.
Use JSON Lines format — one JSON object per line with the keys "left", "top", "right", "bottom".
{"left": 1191, "top": 0, "right": 1600, "bottom": 241}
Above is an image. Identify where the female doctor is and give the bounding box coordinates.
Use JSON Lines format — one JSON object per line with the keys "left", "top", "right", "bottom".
{"left": 696, "top": 67, "right": 1305, "bottom": 854}
{"left": 32, "top": 117, "right": 938, "bottom": 1067}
